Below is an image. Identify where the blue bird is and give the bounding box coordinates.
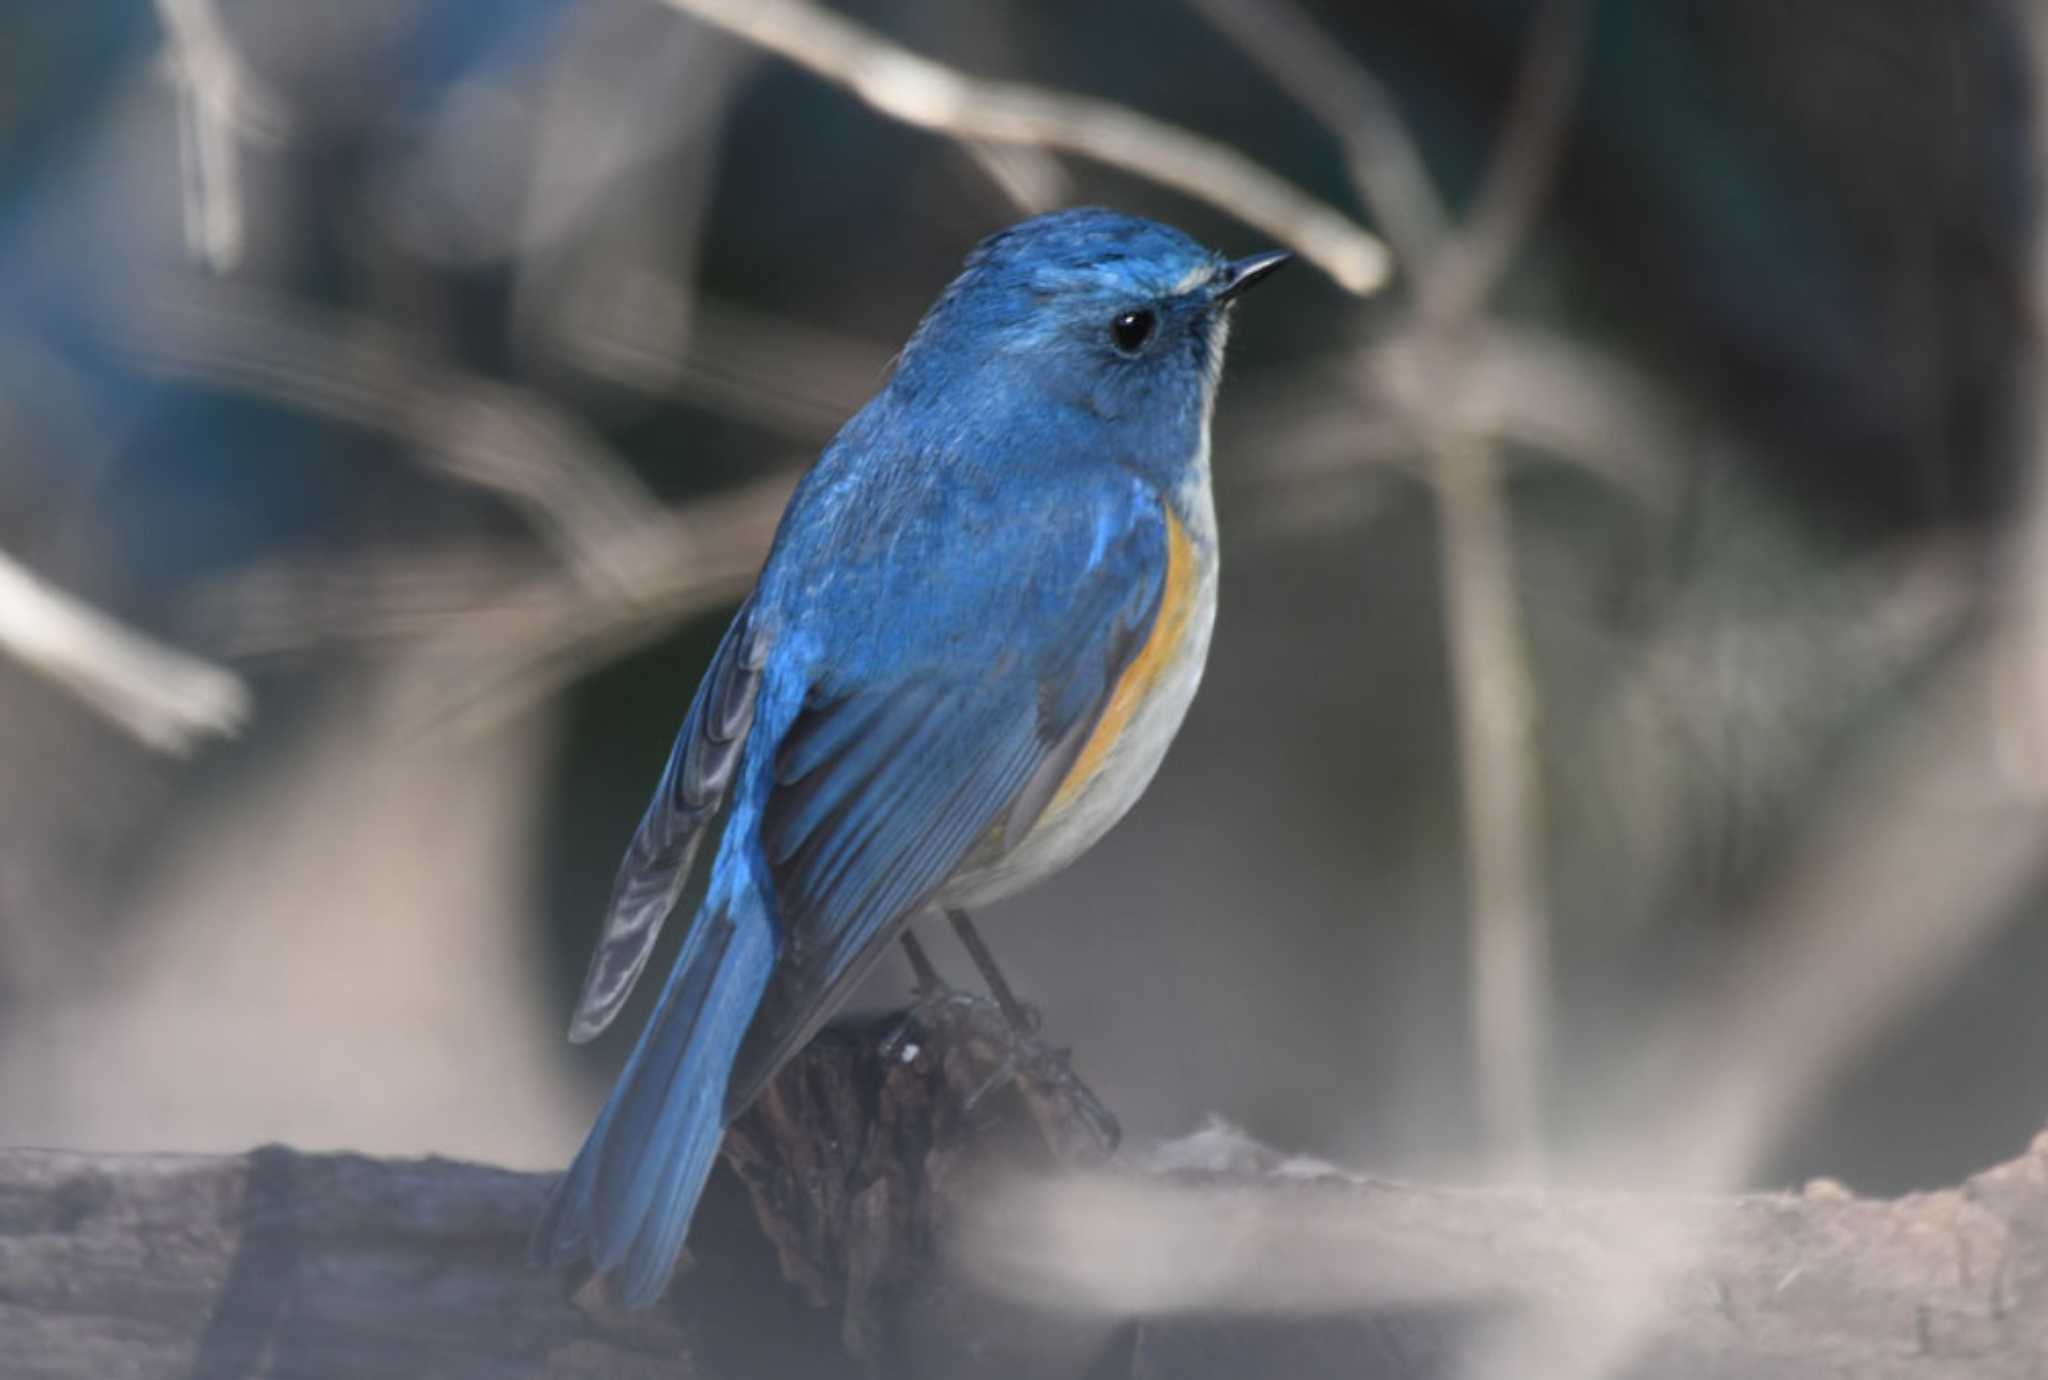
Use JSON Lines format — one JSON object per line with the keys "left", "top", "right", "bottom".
{"left": 532, "top": 207, "right": 1290, "bottom": 1304}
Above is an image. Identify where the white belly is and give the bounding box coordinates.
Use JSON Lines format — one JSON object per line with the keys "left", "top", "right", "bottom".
{"left": 941, "top": 477, "right": 1218, "bottom": 909}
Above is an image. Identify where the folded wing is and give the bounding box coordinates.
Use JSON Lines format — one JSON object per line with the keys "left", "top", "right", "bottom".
{"left": 722, "top": 489, "right": 1170, "bottom": 1112}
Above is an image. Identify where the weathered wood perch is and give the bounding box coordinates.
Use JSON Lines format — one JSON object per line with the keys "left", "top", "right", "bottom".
{"left": 5, "top": 1003, "right": 2047, "bottom": 1379}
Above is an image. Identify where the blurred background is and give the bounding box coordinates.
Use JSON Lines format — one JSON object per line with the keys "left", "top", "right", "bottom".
{"left": 0, "top": 0, "right": 2043, "bottom": 1207}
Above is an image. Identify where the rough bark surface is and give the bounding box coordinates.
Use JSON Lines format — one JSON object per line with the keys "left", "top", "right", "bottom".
{"left": 3, "top": 1006, "right": 2046, "bottom": 1379}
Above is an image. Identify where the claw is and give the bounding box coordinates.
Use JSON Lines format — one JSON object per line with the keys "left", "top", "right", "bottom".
{"left": 882, "top": 927, "right": 1120, "bottom": 1157}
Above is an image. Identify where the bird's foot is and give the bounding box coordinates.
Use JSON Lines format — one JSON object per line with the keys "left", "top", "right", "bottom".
{"left": 882, "top": 984, "right": 1119, "bottom": 1158}
{"left": 965, "top": 1030, "right": 1122, "bottom": 1156}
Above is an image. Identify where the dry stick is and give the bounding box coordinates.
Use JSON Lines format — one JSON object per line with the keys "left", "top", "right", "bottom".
{"left": 1470, "top": 4, "right": 2026, "bottom": 1375}
{"left": 1187, "top": 0, "right": 1591, "bottom": 1171}
{"left": 508, "top": 8, "right": 755, "bottom": 400}
{"left": 1429, "top": 429, "right": 1550, "bottom": 1172}
{"left": 1180, "top": 0, "right": 1448, "bottom": 269}
{"left": 654, "top": 0, "right": 1391, "bottom": 295}
{"left": 1454, "top": 641, "right": 2048, "bottom": 1380}
{"left": 960, "top": 139, "right": 1074, "bottom": 218}
{"left": 1995, "top": 3, "right": 2048, "bottom": 799}
{"left": 400, "top": 475, "right": 793, "bottom": 732}
{"left": 0, "top": 546, "right": 250, "bottom": 755}
{"left": 1421, "top": 0, "right": 1595, "bottom": 327}
{"left": 153, "top": 0, "right": 289, "bottom": 271}
{"left": 120, "top": 277, "right": 662, "bottom": 593}
{"left": 1414, "top": 0, "right": 1592, "bottom": 1175}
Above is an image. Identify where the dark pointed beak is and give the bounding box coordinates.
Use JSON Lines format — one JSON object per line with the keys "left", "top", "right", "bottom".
{"left": 1214, "top": 250, "right": 1294, "bottom": 303}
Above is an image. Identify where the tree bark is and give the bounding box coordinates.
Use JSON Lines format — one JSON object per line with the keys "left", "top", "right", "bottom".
{"left": 4, "top": 1007, "right": 2046, "bottom": 1379}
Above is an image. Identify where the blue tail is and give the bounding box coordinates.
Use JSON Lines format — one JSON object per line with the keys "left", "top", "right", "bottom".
{"left": 532, "top": 873, "right": 778, "bottom": 1304}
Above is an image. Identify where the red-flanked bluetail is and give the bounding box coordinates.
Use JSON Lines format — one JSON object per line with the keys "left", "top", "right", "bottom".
{"left": 532, "top": 209, "right": 1290, "bottom": 1304}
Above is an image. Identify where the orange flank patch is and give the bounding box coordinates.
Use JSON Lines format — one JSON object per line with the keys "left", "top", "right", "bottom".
{"left": 1051, "top": 505, "right": 1197, "bottom": 811}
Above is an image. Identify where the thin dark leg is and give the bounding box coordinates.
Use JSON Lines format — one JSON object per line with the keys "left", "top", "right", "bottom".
{"left": 899, "top": 927, "right": 942, "bottom": 996}
{"left": 945, "top": 907, "right": 1035, "bottom": 1033}
{"left": 944, "top": 908, "right": 1118, "bottom": 1152}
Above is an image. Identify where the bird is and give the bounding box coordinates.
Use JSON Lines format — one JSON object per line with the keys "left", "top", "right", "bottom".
{"left": 532, "top": 207, "right": 1291, "bottom": 1305}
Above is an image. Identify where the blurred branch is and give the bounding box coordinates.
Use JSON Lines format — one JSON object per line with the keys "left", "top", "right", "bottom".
{"left": 118, "top": 277, "right": 663, "bottom": 592}
{"left": 1228, "top": 325, "right": 1694, "bottom": 530}
{"left": 1482, "top": 628, "right": 2048, "bottom": 1380}
{"left": 1191, "top": 0, "right": 1593, "bottom": 1170}
{"left": 508, "top": 8, "right": 753, "bottom": 396}
{"left": 0, "top": 546, "right": 249, "bottom": 755}
{"left": 395, "top": 476, "right": 791, "bottom": 731}
{"left": 1402, "top": 0, "right": 1590, "bottom": 1161}
{"left": 960, "top": 140, "right": 1075, "bottom": 217}
{"left": 15, "top": 1123, "right": 2048, "bottom": 1379}
{"left": 1180, "top": 0, "right": 1448, "bottom": 267}
{"left": 1992, "top": 1, "right": 2048, "bottom": 796}
{"left": 189, "top": 475, "right": 792, "bottom": 730}
{"left": 1422, "top": 0, "right": 1593, "bottom": 324}
{"left": 967, "top": 1123, "right": 2048, "bottom": 1378}
{"left": 120, "top": 276, "right": 837, "bottom": 729}
{"left": 1427, "top": 429, "right": 1550, "bottom": 1174}
{"left": 154, "top": 0, "right": 288, "bottom": 272}
{"left": 665, "top": 295, "right": 892, "bottom": 440}
{"left": 653, "top": 0, "right": 1391, "bottom": 294}
{"left": 1192, "top": 0, "right": 1589, "bottom": 320}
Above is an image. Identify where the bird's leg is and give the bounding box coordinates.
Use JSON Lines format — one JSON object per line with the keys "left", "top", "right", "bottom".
{"left": 898, "top": 927, "right": 943, "bottom": 997}
{"left": 880, "top": 926, "right": 950, "bottom": 1058}
{"left": 881, "top": 908, "right": 1120, "bottom": 1153}
{"left": 944, "top": 907, "right": 1037, "bottom": 1033}
{"left": 944, "top": 907, "right": 1120, "bottom": 1153}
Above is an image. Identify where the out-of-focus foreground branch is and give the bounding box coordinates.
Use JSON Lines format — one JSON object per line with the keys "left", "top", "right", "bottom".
{"left": 0, "top": 544, "right": 250, "bottom": 755}
{"left": 8, "top": 1120, "right": 2048, "bottom": 1380}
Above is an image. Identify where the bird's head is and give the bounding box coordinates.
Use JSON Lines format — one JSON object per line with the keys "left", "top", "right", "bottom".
{"left": 890, "top": 208, "right": 1289, "bottom": 470}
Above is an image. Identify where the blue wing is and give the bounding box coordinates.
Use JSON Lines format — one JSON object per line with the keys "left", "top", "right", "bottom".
{"left": 537, "top": 460, "right": 1173, "bottom": 1304}
{"left": 565, "top": 596, "right": 768, "bottom": 1043}
{"left": 720, "top": 481, "right": 1171, "bottom": 1112}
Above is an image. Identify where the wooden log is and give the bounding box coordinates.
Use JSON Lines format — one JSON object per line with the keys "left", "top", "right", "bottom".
{"left": 4, "top": 1004, "right": 2047, "bottom": 1379}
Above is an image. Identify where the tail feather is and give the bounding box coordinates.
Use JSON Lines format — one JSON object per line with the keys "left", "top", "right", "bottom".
{"left": 533, "top": 879, "right": 777, "bottom": 1305}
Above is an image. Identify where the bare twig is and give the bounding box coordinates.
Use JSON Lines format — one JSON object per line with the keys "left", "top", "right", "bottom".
{"left": 1423, "top": 0, "right": 1594, "bottom": 324}
{"left": 154, "top": 0, "right": 288, "bottom": 271}
{"left": 1406, "top": 0, "right": 1588, "bottom": 1173}
{"left": 1191, "top": 0, "right": 1591, "bottom": 1170}
{"left": 1427, "top": 429, "right": 1550, "bottom": 1172}
{"left": 665, "top": 295, "right": 893, "bottom": 440}
{"left": 1991, "top": 1, "right": 2048, "bottom": 797}
{"left": 0, "top": 546, "right": 250, "bottom": 755}
{"left": 1469, "top": 631, "right": 2046, "bottom": 1380}
{"left": 118, "top": 277, "right": 663, "bottom": 592}
{"left": 395, "top": 475, "right": 792, "bottom": 730}
{"left": 1180, "top": 0, "right": 1449, "bottom": 267}
{"left": 188, "top": 476, "right": 793, "bottom": 728}
{"left": 505, "top": 7, "right": 753, "bottom": 400}
{"left": 1193, "top": 0, "right": 1589, "bottom": 319}
{"left": 1416, "top": 4, "right": 1569, "bottom": 1215}
{"left": 960, "top": 141, "right": 1075, "bottom": 217}
{"left": 652, "top": 0, "right": 1390, "bottom": 294}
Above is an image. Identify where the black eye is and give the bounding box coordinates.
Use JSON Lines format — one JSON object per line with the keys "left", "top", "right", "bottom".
{"left": 1110, "top": 309, "right": 1156, "bottom": 354}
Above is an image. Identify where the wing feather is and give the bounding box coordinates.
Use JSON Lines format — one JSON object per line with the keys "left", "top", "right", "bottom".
{"left": 566, "top": 599, "right": 767, "bottom": 1043}
{"left": 720, "top": 495, "right": 1171, "bottom": 1114}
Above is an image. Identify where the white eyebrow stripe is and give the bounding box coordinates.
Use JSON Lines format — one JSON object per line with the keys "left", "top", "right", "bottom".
{"left": 1171, "top": 264, "right": 1217, "bottom": 295}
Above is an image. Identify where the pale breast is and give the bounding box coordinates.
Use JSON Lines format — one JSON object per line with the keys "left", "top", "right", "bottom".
{"left": 942, "top": 476, "right": 1219, "bottom": 910}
